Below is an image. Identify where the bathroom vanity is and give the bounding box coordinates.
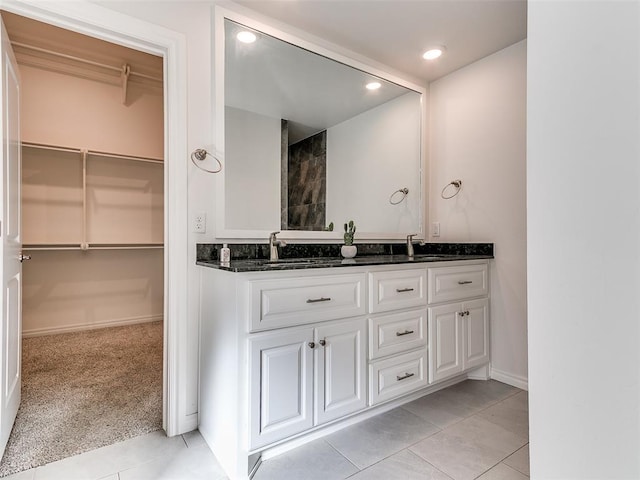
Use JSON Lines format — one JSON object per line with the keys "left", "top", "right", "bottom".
{"left": 198, "top": 250, "right": 492, "bottom": 480}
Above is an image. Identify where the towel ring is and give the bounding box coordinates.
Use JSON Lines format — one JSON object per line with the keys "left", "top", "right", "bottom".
{"left": 441, "top": 180, "right": 462, "bottom": 199}
{"left": 191, "top": 148, "right": 222, "bottom": 174}
{"left": 389, "top": 187, "right": 409, "bottom": 205}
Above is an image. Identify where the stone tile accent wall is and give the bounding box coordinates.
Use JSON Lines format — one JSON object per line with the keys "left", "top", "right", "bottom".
{"left": 287, "top": 130, "right": 327, "bottom": 230}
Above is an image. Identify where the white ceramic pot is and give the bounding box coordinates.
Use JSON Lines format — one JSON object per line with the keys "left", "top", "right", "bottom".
{"left": 341, "top": 245, "right": 357, "bottom": 258}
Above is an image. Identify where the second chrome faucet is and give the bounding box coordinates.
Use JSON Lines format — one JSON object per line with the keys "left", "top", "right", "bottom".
{"left": 269, "top": 231, "right": 287, "bottom": 261}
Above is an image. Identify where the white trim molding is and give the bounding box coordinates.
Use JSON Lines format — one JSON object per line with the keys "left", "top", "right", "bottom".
{"left": 491, "top": 367, "right": 528, "bottom": 391}
{"left": 0, "top": 0, "right": 190, "bottom": 436}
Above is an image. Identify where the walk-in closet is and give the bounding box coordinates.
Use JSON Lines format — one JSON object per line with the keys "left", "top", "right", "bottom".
{"left": 0, "top": 11, "right": 165, "bottom": 475}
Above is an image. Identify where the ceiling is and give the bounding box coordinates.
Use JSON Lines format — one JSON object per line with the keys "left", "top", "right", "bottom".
{"left": 233, "top": 0, "right": 527, "bottom": 84}
{"left": 1, "top": 11, "right": 163, "bottom": 87}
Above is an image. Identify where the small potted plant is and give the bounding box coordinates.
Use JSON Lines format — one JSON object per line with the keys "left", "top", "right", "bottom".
{"left": 341, "top": 220, "right": 357, "bottom": 258}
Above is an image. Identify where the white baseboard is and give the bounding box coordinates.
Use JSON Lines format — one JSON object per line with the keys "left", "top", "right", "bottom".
{"left": 491, "top": 367, "right": 528, "bottom": 391}
{"left": 177, "top": 413, "right": 199, "bottom": 436}
{"left": 22, "top": 314, "right": 164, "bottom": 338}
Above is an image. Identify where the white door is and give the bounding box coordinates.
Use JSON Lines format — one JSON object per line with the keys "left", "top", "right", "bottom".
{"left": 249, "top": 329, "right": 313, "bottom": 449}
{"left": 315, "top": 318, "right": 366, "bottom": 425}
{"left": 0, "top": 18, "right": 21, "bottom": 458}
{"left": 428, "top": 303, "right": 463, "bottom": 382}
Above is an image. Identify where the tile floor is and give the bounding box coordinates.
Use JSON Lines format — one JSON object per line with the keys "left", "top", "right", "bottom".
{"left": 3, "top": 379, "right": 528, "bottom": 480}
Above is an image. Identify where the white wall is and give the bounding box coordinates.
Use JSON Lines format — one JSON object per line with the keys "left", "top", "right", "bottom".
{"left": 527, "top": 1, "right": 640, "bottom": 478}
{"left": 20, "top": 65, "right": 163, "bottom": 158}
{"left": 94, "top": 1, "right": 217, "bottom": 423}
{"left": 429, "top": 40, "right": 527, "bottom": 388}
{"left": 326, "top": 92, "right": 421, "bottom": 234}
{"left": 225, "top": 106, "right": 280, "bottom": 231}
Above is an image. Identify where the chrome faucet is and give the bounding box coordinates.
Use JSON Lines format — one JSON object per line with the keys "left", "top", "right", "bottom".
{"left": 406, "top": 234, "right": 417, "bottom": 257}
{"left": 406, "top": 234, "right": 425, "bottom": 258}
{"left": 269, "top": 231, "right": 286, "bottom": 261}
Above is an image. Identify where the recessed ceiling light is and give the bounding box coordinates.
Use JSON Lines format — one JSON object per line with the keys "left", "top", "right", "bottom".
{"left": 366, "top": 81, "right": 382, "bottom": 90}
{"left": 422, "top": 46, "right": 446, "bottom": 60}
{"left": 237, "top": 31, "right": 257, "bottom": 44}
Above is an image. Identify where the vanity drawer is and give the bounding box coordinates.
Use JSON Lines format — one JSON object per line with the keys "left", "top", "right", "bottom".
{"left": 427, "top": 263, "right": 488, "bottom": 304}
{"left": 369, "top": 269, "right": 427, "bottom": 313}
{"left": 369, "top": 309, "right": 427, "bottom": 360}
{"left": 249, "top": 273, "right": 366, "bottom": 331}
{"left": 369, "top": 349, "right": 428, "bottom": 405}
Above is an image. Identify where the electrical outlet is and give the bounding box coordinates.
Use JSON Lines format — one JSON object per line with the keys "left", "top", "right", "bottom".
{"left": 193, "top": 212, "right": 207, "bottom": 233}
{"left": 431, "top": 221, "right": 440, "bottom": 237}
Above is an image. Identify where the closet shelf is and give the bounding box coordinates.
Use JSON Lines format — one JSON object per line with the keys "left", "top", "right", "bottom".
{"left": 23, "top": 243, "right": 164, "bottom": 251}
{"left": 22, "top": 141, "right": 163, "bottom": 164}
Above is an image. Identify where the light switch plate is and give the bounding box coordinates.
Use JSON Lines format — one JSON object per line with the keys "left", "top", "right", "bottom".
{"left": 431, "top": 222, "right": 440, "bottom": 237}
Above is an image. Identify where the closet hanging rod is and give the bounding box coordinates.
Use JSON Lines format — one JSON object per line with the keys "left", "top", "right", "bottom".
{"left": 22, "top": 142, "right": 163, "bottom": 164}
{"left": 11, "top": 41, "right": 162, "bottom": 83}
{"left": 88, "top": 150, "right": 163, "bottom": 164}
{"left": 22, "top": 142, "right": 82, "bottom": 154}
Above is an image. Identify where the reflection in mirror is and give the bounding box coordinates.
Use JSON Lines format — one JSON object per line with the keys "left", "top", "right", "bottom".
{"left": 223, "top": 18, "right": 423, "bottom": 236}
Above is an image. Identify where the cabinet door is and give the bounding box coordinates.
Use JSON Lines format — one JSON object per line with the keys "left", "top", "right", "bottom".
{"left": 428, "top": 304, "right": 463, "bottom": 383}
{"left": 249, "top": 329, "right": 314, "bottom": 449}
{"left": 315, "top": 319, "right": 366, "bottom": 425}
{"left": 463, "top": 298, "right": 490, "bottom": 370}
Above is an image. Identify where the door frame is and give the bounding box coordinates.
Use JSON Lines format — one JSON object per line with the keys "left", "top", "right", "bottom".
{"left": 0, "top": 0, "right": 190, "bottom": 436}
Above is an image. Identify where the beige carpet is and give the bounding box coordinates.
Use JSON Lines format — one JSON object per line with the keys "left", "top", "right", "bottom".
{"left": 0, "top": 321, "right": 163, "bottom": 477}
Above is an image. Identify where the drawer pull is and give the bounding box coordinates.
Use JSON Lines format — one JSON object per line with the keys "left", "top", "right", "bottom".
{"left": 396, "top": 287, "right": 415, "bottom": 293}
{"left": 396, "top": 372, "right": 415, "bottom": 381}
{"left": 306, "top": 297, "right": 331, "bottom": 304}
{"left": 458, "top": 280, "right": 473, "bottom": 285}
{"left": 396, "top": 330, "right": 415, "bottom": 337}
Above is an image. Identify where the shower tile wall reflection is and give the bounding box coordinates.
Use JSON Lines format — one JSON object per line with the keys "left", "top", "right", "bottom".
{"left": 287, "top": 130, "right": 327, "bottom": 230}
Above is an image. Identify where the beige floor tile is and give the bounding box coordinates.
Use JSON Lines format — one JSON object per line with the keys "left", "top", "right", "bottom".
{"left": 409, "top": 416, "right": 527, "bottom": 480}
{"left": 119, "top": 443, "right": 226, "bottom": 480}
{"left": 476, "top": 463, "right": 528, "bottom": 480}
{"left": 253, "top": 439, "right": 358, "bottom": 480}
{"left": 503, "top": 444, "right": 529, "bottom": 476}
{"left": 326, "top": 408, "right": 440, "bottom": 469}
{"left": 34, "top": 431, "right": 185, "bottom": 480}
{"left": 347, "top": 450, "right": 453, "bottom": 480}
{"left": 182, "top": 429, "right": 208, "bottom": 449}
{"left": 478, "top": 391, "right": 529, "bottom": 439}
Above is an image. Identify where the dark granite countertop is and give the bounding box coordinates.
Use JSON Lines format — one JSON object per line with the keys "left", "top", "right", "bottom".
{"left": 197, "top": 253, "right": 493, "bottom": 273}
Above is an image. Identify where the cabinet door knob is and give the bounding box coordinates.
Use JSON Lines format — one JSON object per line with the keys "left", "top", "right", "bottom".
{"left": 319, "top": 339, "right": 326, "bottom": 346}
{"left": 19, "top": 254, "right": 32, "bottom": 262}
{"left": 308, "top": 342, "right": 315, "bottom": 349}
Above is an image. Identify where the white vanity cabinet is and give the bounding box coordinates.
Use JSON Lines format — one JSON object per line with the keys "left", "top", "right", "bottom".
{"left": 199, "top": 258, "right": 490, "bottom": 480}
{"left": 367, "top": 268, "right": 429, "bottom": 405}
{"left": 427, "top": 262, "right": 490, "bottom": 383}
{"left": 249, "top": 317, "right": 366, "bottom": 450}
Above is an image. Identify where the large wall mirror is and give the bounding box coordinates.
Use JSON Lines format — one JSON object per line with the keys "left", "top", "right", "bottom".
{"left": 215, "top": 8, "right": 426, "bottom": 240}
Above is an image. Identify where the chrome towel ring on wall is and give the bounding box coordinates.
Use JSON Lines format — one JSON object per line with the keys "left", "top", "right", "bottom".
{"left": 191, "top": 148, "right": 223, "bottom": 174}
{"left": 441, "top": 179, "right": 462, "bottom": 199}
{"left": 389, "top": 187, "right": 409, "bottom": 205}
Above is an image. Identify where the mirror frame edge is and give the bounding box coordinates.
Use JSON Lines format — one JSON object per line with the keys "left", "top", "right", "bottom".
{"left": 213, "top": 4, "right": 428, "bottom": 243}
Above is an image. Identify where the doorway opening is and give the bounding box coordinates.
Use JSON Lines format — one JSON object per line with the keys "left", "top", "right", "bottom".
{"left": 0, "top": 10, "right": 166, "bottom": 475}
